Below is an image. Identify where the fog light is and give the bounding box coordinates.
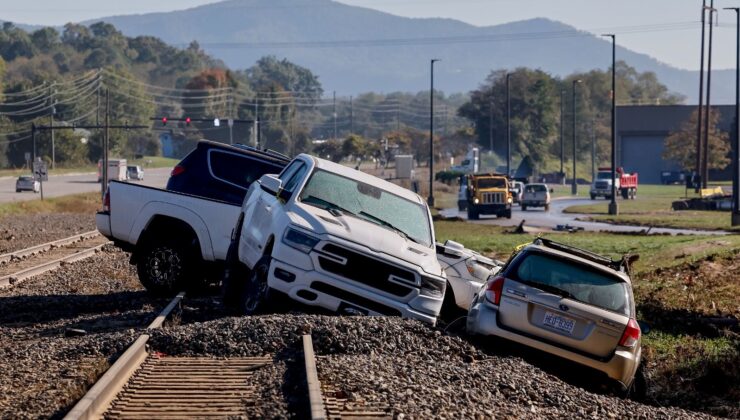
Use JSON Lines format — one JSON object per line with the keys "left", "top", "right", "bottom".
{"left": 274, "top": 268, "right": 296, "bottom": 283}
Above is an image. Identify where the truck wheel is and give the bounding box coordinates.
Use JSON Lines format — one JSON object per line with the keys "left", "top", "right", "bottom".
{"left": 222, "top": 241, "right": 250, "bottom": 311}
{"left": 631, "top": 188, "right": 637, "bottom": 200}
{"left": 545, "top": 204, "right": 550, "bottom": 212}
{"left": 521, "top": 204, "right": 527, "bottom": 211}
{"left": 505, "top": 209, "right": 512, "bottom": 219}
{"left": 621, "top": 189, "right": 629, "bottom": 199}
{"left": 137, "top": 238, "right": 196, "bottom": 296}
{"left": 590, "top": 194, "right": 596, "bottom": 200}
{"left": 467, "top": 207, "right": 479, "bottom": 220}
{"left": 242, "top": 255, "right": 273, "bottom": 315}
{"left": 439, "top": 283, "right": 465, "bottom": 324}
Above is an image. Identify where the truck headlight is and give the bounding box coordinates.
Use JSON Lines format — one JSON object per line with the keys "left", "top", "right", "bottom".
{"left": 507, "top": 197, "right": 513, "bottom": 204}
{"left": 473, "top": 198, "right": 479, "bottom": 204}
{"left": 420, "top": 276, "right": 445, "bottom": 298}
{"left": 282, "top": 228, "right": 320, "bottom": 253}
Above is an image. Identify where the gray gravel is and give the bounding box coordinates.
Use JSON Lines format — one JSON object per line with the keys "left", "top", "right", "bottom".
{"left": 0, "top": 246, "right": 164, "bottom": 419}
{"left": 0, "top": 213, "right": 94, "bottom": 254}
{"left": 149, "top": 315, "right": 716, "bottom": 419}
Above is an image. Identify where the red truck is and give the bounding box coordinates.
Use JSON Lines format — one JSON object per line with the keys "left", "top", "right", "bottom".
{"left": 589, "top": 167, "right": 638, "bottom": 200}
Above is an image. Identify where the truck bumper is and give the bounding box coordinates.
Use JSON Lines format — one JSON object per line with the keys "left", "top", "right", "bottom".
{"left": 267, "top": 245, "right": 442, "bottom": 325}
{"left": 96, "top": 211, "right": 112, "bottom": 239}
{"left": 472, "top": 204, "right": 510, "bottom": 215}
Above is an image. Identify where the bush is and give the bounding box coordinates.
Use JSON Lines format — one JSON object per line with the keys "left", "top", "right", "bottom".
{"left": 435, "top": 170, "right": 464, "bottom": 185}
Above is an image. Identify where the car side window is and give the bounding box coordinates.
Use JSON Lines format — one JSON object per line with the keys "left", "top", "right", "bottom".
{"left": 281, "top": 164, "right": 308, "bottom": 198}
{"left": 208, "top": 150, "right": 283, "bottom": 191}
{"left": 278, "top": 161, "right": 302, "bottom": 183}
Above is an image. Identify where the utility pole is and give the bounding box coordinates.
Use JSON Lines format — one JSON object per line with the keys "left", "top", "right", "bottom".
{"left": 333, "top": 91, "right": 337, "bottom": 141}
{"left": 32, "top": 123, "right": 37, "bottom": 163}
{"left": 702, "top": 0, "right": 716, "bottom": 189}
{"left": 489, "top": 97, "right": 494, "bottom": 155}
{"left": 103, "top": 88, "right": 109, "bottom": 196}
{"left": 727, "top": 7, "right": 740, "bottom": 226}
{"left": 49, "top": 84, "right": 55, "bottom": 170}
{"left": 396, "top": 104, "right": 401, "bottom": 131}
{"left": 696, "top": 0, "right": 708, "bottom": 193}
{"left": 506, "top": 73, "right": 511, "bottom": 177}
{"left": 254, "top": 100, "right": 259, "bottom": 147}
{"left": 560, "top": 89, "right": 566, "bottom": 185}
{"left": 428, "top": 59, "right": 440, "bottom": 207}
{"left": 591, "top": 119, "right": 596, "bottom": 182}
{"left": 96, "top": 87, "right": 101, "bottom": 126}
{"left": 572, "top": 79, "right": 582, "bottom": 195}
{"left": 349, "top": 95, "right": 354, "bottom": 134}
{"left": 603, "top": 34, "right": 619, "bottom": 215}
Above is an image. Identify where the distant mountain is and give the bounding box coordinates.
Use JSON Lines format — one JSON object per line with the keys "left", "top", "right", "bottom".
{"left": 30, "top": 0, "right": 740, "bottom": 102}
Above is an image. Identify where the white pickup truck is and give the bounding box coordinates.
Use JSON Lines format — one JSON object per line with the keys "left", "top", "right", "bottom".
{"left": 222, "top": 154, "right": 448, "bottom": 324}
{"left": 97, "top": 181, "right": 241, "bottom": 294}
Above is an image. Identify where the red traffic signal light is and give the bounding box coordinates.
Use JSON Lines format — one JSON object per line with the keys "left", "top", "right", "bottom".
{"left": 161, "top": 117, "right": 168, "bottom": 126}
{"left": 185, "top": 117, "right": 191, "bottom": 126}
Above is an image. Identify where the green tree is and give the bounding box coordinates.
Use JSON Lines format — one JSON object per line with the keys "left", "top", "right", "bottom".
{"left": 313, "top": 140, "right": 343, "bottom": 162}
{"left": 663, "top": 108, "right": 730, "bottom": 171}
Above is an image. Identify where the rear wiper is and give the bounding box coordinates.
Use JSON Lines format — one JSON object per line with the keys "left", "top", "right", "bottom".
{"left": 358, "top": 211, "right": 420, "bottom": 245}
{"left": 521, "top": 280, "right": 575, "bottom": 300}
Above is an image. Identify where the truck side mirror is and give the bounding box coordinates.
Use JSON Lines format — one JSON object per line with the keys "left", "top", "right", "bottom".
{"left": 259, "top": 174, "right": 282, "bottom": 195}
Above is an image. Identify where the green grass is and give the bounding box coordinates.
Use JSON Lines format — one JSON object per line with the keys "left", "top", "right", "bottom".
{"left": 434, "top": 220, "right": 740, "bottom": 273}
{"left": 562, "top": 184, "right": 740, "bottom": 231}
{"left": 128, "top": 156, "right": 179, "bottom": 168}
{"left": 0, "top": 191, "right": 100, "bottom": 217}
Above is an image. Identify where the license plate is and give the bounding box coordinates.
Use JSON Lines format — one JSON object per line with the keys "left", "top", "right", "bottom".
{"left": 542, "top": 311, "right": 575, "bottom": 334}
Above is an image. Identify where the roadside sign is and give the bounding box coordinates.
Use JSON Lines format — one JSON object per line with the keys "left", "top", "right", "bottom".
{"left": 24, "top": 152, "right": 30, "bottom": 161}
{"left": 33, "top": 161, "right": 48, "bottom": 182}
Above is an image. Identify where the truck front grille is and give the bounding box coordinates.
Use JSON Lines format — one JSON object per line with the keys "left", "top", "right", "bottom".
{"left": 482, "top": 192, "right": 504, "bottom": 204}
{"left": 317, "top": 244, "right": 417, "bottom": 297}
{"left": 595, "top": 181, "right": 609, "bottom": 189}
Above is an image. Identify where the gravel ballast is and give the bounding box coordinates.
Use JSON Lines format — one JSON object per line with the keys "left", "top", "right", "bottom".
{"left": 0, "top": 246, "right": 165, "bottom": 418}
{"left": 149, "top": 315, "right": 716, "bottom": 419}
{"left": 0, "top": 213, "right": 94, "bottom": 254}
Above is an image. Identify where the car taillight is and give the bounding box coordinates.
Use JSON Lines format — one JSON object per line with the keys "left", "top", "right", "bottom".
{"left": 171, "top": 165, "right": 185, "bottom": 177}
{"left": 619, "top": 318, "right": 641, "bottom": 348}
{"left": 103, "top": 189, "right": 110, "bottom": 212}
{"left": 484, "top": 276, "right": 505, "bottom": 305}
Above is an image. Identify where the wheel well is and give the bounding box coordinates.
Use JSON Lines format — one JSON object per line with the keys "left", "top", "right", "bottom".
{"left": 135, "top": 215, "right": 201, "bottom": 260}
{"left": 263, "top": 235, "right": 275, "bottom": 256}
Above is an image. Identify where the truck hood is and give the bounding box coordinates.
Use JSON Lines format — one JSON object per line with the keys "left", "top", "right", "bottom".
{"left": 288, "top": 202, "right": 442, "bottom": 276}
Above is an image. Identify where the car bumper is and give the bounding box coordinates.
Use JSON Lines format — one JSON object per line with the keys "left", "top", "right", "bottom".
{"left": 467, "top": 301, "right": 640, "bottom": 388}
{"left": 590, "top": 189, "right": 612, "bottom": 196}
{"left": 268, "top": 255, "right": 441, "bottom": 325}
{"left": 472, "top": 204, "right": 510, "bottom": 213}
{"left": 522, "top": 201, "right": 548, "bottom": 207}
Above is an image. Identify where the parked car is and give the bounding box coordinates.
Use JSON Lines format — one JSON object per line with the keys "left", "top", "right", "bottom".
{"left": 467, "top": 238, "right": 645, "bottom": 396}
{"left": 15, "top": 175, "right": 39, "bottom": 193}
{"left": 127, "top": 165, "right": 145, "bottom": 181}
{"left": 166, "top": 141, "right": 290, "bottom": 205}
{"left": 223, "top": 153, "right": 447, "bottom": 325}
{"left": 96, "top": 140, "right": 290, "bottom": 295}
{"left": 521, "top": 183, "right": 551, "bottom": 211}
{"left": 436, "top": 240, "right": 502, "bottom": 316}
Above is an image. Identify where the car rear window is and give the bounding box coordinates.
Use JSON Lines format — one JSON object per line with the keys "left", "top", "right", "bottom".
{"left": 208, "top": 149, "right": 283, "bottom": 190}
{"left": 510, "top": 252, "right": 630, "bottom": 316}
{"left": 525, "top": 184, "right": 546, "bottom": 193}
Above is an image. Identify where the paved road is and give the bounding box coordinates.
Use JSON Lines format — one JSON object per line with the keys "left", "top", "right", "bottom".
{"left": 441, "top": 197, "right": 728, "bottom": 236}
{"left": 0, "top": 168, "right": 172, "bottom": 204}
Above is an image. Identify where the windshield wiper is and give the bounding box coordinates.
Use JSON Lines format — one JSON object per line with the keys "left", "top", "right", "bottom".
{"left": 358, "top": 211, "right": 421, "bottom": 245}
{"left": 302, "top": 195, "right": 356, "bottom": 217}
{"left": 521, "top": 280, "right": 575, "bottom": 300}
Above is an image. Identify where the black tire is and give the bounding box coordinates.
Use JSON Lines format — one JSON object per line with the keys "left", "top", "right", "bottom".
{"left": 241, "top": 255, "right": 273, "bottom": 315}
{"left": 622, "top": 363, "right": 648, "bottom": 400}
{"left": 136, "top": 237, "right": 197, "bottom": 296}
{"left": 467, "top": 207, "right": 479, "bottom": 220}
{"left": 590, "top": 194, "right": 596, "bottom": 200}
{"left": 505, "top": 209, "right": 512, "bottom": 219}
{"left": 439, "top": 283, "right": 465, "bottom": 322}
{"left": 545, "top": 204, "right": 550, "bottom": 212}
{"left": 15, "top": 189, "right": 20, "bottom": 193}
{"left": 631, "top": 188, "right": 637, "bottom": 200}
{"left": 521, "top": 204, "right": 527, "bottom": 211}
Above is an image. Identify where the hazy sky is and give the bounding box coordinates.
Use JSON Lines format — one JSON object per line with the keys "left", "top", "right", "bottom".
{"left": 1, "top": 0, "right": 736, "bottom": 70}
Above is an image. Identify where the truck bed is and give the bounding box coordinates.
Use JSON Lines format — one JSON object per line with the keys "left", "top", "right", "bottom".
{"left": 97, "top": 181, "right": 241, "bottom": 262}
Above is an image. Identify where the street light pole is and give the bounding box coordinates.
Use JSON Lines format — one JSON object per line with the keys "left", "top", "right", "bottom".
{"left": 727, "top": 7, "right": 740, "bottom": 226}
{"left": 506, "top": 73, "right": 511, "bottom": 177}
{"left": 571, "top": 79, "right": 582, "bottom": 195}
{"left": 560, "top": 89, "right": 565, "bottom": 185}
{"left": 603, "top": 34, "right": 619, "bottom": 215}
{"left": 428, "top": 59, "right": 440, "bottom": 207}
{"left": 696, "top": 0, "right": 708, "bottom": 192}
{"left": 703, "top": 0, "right": 716, "bottom": 189}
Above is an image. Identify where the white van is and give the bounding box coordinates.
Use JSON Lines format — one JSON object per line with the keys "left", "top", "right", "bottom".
{"left": 98, "top": 159, "right": 128, "bottom": 182}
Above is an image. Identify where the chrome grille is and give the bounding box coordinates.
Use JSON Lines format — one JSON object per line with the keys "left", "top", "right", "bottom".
{"left": 482, "top": 192, "right": 504, "bottom": 204}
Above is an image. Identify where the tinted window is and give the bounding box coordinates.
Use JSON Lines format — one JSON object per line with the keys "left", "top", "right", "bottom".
{"left": 510, "top": 252, "right": 630, "bottom": 316}
{"left": 525, "top": 184, "right": 547, "bottom": 193}
{"left": 282, "top": 163, "right": 308, "bottom": 194}
{"left": 209, "top": 150, "right": 282, "bottom": 190}
{"left": 478, "top": 178, "right": 506, "bottom": 188}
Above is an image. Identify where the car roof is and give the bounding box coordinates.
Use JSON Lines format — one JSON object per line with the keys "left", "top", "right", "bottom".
{"left": 520, "top": 243, "right": 632, "bottom": 284}
{"left": 299, "top": 153, "right": 425, "bottom": 205}
{"left": 196, "top": 139, "right": 290, "bottom": 165}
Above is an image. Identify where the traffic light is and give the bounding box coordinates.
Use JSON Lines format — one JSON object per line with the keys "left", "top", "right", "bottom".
{"left": 161, "top": 117, "right": 168, "bottom": 126}
{"left": 185, "top": 117, "right": 191, "bottom": 126}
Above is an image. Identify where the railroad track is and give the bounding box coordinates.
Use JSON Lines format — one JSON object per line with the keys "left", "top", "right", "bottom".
{"left": 0, "top": 230, "right": 110, "bottom": 289}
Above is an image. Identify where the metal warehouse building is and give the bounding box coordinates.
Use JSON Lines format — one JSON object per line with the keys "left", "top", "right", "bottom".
{"left": 617, "top": 105, "right": 735, "bottom": 184}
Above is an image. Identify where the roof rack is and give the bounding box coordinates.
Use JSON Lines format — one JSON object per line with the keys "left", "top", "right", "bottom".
{"left": 532, "top": 237, "right": 629, "bottom": 272}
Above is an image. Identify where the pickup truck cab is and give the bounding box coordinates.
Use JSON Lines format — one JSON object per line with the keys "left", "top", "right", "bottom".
{"left": 97, "top": 140, "right": 289, "bottom": 295}
{"left": 521, "top": 183, "right": 551, "bottom": 211}
{"left": 224, "top": 154, "right": 447, "bottom": 324}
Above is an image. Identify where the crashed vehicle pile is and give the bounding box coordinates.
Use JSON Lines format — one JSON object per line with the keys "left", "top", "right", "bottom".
{"left": 98, "top": 141, "right": 648, "bottom": 401}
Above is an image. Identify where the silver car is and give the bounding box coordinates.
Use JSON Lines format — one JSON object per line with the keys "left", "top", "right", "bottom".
{"left": 15, "top": 175, "right": 40, "bottom": 193}
{"left": 436, "top": 240, "right": 502, "bottom": 315}
{"left": 467, "top": 238, "right": 644, "bottom": 395}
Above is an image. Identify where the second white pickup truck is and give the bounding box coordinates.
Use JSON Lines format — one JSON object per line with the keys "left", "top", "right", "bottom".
{"left": 223, "top": 154, "right": 448, "bottom": 324}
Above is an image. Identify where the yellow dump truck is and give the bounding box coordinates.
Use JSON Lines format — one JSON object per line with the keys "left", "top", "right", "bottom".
{"left": 465, "top": 173, "right": 513, "bottom": 220}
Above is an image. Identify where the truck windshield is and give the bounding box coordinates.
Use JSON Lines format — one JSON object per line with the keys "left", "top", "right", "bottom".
{"left": 299, "top": 169, "right": 432, "bottom": 247}
{"left": 477, "top": 178, "right": 506, "bottom": 189}
{"left": 597, "top": 172, "right": 612, "bottom": 180}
